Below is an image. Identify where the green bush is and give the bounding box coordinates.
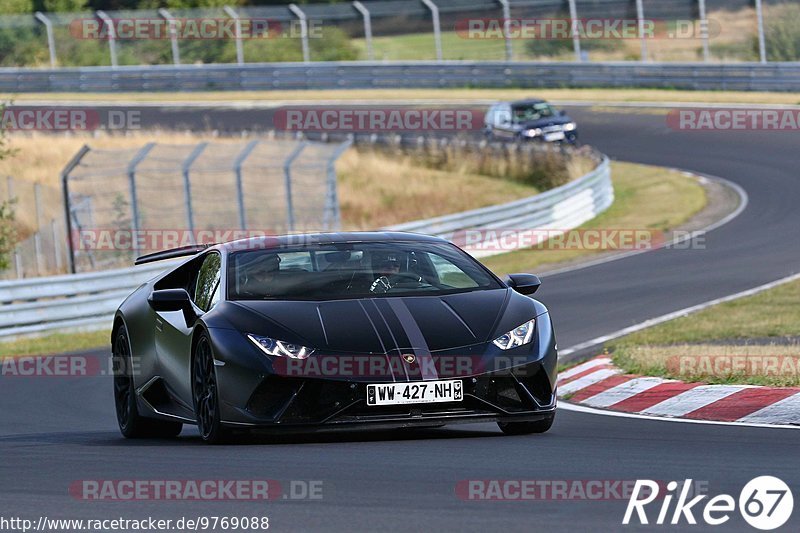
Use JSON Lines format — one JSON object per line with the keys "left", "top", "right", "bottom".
{"left": 0, "top": 200, "right": 17, "bottom": 272}
{"left": 761, "top": 3, "right": 800, "bottom": 62}
{"left": 525, "top": 36, "right": 622, "bottom": 58}
{"left": 0, "top": 27, "right": 50, "bottom": 67}
{"left": 366, "top": 140, "right": 581, "bottom": 192}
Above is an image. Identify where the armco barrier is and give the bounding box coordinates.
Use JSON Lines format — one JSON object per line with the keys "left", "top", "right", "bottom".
{"left": 386, "top": 156, "right": 612, "bottom": 258}
{"left": 0, "top": 261, "right": 173, "bottom": 339}
{"left": 1, "top": 61, "right": 800, "bottom": 93}
{"left": 0, "top": 156, "right": 612, "bottom": 340}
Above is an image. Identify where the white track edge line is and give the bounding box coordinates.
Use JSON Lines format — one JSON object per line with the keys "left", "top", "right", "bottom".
{"left": 559, "top": 270, "right": 800, "bottom": 357}
{"left": 558, "top": 401, "right": 800, "bottom": 430}
{"left": 541, "top": 171, "right": 748, "bottom": 278}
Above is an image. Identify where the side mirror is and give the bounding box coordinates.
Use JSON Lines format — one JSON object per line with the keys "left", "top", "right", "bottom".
{"left": 559, "top": 110, "right": 567, "bottom": 117}
{"left": 505, "top": 273, "right": 541, "bottom": 295}
{"left": 148, "top": 289, "right": 197, "bottom": 325}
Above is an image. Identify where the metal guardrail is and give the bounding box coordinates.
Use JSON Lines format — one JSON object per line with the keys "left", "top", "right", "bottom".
{"left": 1, "top": 61, "right": 799, "bottom": 93}
{"left": 386, "top": 156, "right": 613, "bottom": 258}
{"left": 0, "top": 155, "right": 612, "bottom": 340}
{"left": 0, "top": 261, "right": 172, "bottom": 338}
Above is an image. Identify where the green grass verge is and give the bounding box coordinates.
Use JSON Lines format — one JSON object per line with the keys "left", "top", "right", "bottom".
{"left": 0, "top": 330, "right": 110, "bottom": 358}
{"left": 353, "top": 31, "right": 508, "bottom": 61}
{"left": 607, "top": 279, "right": 800, "bottom": 386}
{"left": 481, "top": 161, "right": 707, "bottom": 276}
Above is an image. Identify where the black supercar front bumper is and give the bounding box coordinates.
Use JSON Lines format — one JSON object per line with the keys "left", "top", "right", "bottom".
{"left": 221, "top": 360, "right": 556, "bottom": 432}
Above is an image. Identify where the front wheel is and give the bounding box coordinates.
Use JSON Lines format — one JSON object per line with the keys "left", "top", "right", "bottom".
{"left": 113, "top": 325, "right": 182, "bottom": 439}
{"left": 497, "top": 412, "right": 555, "bottom": 435}
{"left": 192, "top": 333, "right": 230, "bottom": 444}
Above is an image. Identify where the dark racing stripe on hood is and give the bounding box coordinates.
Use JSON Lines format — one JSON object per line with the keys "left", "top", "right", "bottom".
{"left": 385, "top": 298, "right": 439, "bottom": 381}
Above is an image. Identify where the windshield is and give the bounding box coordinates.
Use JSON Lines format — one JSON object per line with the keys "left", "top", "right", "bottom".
{"left": 512, "top": 102, "right": 557, "bottom": 122}
{"left": 227, "top": 241, "right": 501, "bottom": 301}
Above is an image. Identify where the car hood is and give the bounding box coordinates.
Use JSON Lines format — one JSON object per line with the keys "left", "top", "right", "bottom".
{"left": 229, "top": 289, "right": 515, "bottom": 353}
{"left": 519, "top": 116, "right": 573, "bottom": 129}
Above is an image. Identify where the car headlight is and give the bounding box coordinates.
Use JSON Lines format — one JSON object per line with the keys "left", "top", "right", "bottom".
{"left": 523, "top": 128, "right": 542, "bottom": 137}
{"left": 247, "top": 334, "right": 314, "bottom": 359}
{"left": 563, "top": 122, "right": 577, "bottom": 132}
{"left": 492, "top": 319, "right": 536, "bottom": 350}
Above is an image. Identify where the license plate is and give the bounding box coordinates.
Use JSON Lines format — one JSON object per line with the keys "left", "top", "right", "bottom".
{"left": 544, "top": 131, "right": 566, "bottom": 142}
{"left": 367, "top": 380, "right": 463, "bottom": 406}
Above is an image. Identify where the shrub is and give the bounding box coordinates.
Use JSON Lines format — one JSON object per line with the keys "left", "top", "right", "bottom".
{"left": 363, "top": 138, "right": 593, "bottom": 192}
{"left": 0, "top": 199, "right": 17, "bottom": 272}
{"left": 761, "top": 3, "right": 800, "bottom": 61}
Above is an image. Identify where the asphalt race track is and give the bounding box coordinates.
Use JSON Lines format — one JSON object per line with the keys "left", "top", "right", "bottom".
{"left": 2, "top": 106, "right": 799, "bottom": 531}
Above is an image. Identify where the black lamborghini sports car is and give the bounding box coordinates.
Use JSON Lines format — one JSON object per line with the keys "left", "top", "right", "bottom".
{"left": 112, "top": 232, "right": 558, "bottom": 443}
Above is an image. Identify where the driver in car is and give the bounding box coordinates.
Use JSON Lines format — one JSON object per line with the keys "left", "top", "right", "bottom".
{"left": 370, "top": 256, "right": 402, "bottom": 293}
{"left": 241, "top": 254, "right": 281, "bottom": 297}
{"left": 370, "top": 255, "right": 425, "bottom": 294}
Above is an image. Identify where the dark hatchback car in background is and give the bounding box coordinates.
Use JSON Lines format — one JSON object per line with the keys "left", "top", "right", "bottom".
{"left": 484, "top": 99, "right": 578, "bottom": 144}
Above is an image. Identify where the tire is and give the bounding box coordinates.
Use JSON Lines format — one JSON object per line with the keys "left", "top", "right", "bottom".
{"left": 113, "top": 325, "right": 183, "bottom": 439}
{"left": 497, "top": 412, "right": 555, "bottom": 435}
{"left": 192, "top": 333, "right": 231, "bottom": 444}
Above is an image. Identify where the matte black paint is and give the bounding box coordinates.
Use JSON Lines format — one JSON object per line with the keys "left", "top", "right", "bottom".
{"left": 115, "top": 232, "right": 558, "bottom": 431}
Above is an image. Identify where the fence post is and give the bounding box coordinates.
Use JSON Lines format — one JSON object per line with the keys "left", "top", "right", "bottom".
{"left": 634, "top": 0, "right": 647, "bottom": 61}
{"left": 223, "top": 6, "right": 245, "bottom": 65}
{"left": 324, "top": 139, "right": 352, "bottom": 230}
{"left": 96, "top": 10, "right": 118, "bottom": 68}
{"left": 755, "top": 0, "right": 767, "bottom": 63}
{"left": 496, "top": 0, "right": 513, "bottom": 61}
{"left": 421, "top": 0, "right": 442, "bottom": 61}
{"left": 158, "top": 8, "right": 181, "bottom": 66}
{"left": 697, "top": 0, "right": 710, "bottom": 62}
{"left": 182, "top": 143, "right": 208, "bottom": 241}
{"left": 60, "top": 144, "right": 91, "bottom": 274}
{"left": 283, "top": 142, "right": 307, "bottom": 232}
{"left": 4, "top": 178, "right": 18, "bottom": 279}
{"left": 34, "top": 12, "right": 57, "bottom": 67}
{"left": 14, "top": 253, "right": 23, "bottom": 279}
{"left": 126, "top": 143, "right": 155, "bottom": 260}
{"left": 33, "top": 183, "right": 43, "bottom": 275}
{"left": 52, "top": 219, "right": 63, "bottom": 272}
{"left": 353, "top": 1, "right": 374, "bottom": 61}
{"left": 232, "top": 139, "right": 260, "bottom": 230}
{"left": 567, "top": 0, "right": 582, "bottom": 62}
{"left": 288, "top": 4, "right": 311, "bottom": 63}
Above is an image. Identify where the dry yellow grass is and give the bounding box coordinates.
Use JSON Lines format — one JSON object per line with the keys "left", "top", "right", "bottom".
{"left": 336, "top": 148, "right": 539, "bottom": 229}
{"left": 0, "top": 132, "right": 241, "bottom": 188}
{"left": 584, "top": 7, "right": 758, "bottom": 62}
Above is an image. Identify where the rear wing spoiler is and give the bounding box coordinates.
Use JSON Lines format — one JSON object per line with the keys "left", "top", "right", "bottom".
{"left": 134, "top": 244, "right": 216, "bottom": 266}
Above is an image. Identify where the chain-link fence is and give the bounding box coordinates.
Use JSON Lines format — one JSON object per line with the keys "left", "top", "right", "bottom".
{"left": 0, "top": 176, "right": 68, "bottom": 280}
{"left": 0, "top": 0, "right": 795, "bottom": 67}
{"left": 61, "top": 137, "right": 350, "bottom": 273}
